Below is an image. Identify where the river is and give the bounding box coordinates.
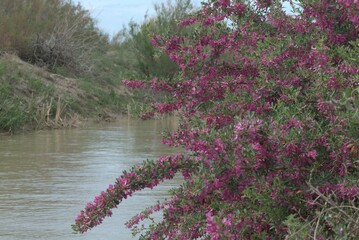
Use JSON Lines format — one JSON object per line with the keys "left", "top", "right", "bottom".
{"left": 0, "top": 118, "right": 182, "bottom": 240}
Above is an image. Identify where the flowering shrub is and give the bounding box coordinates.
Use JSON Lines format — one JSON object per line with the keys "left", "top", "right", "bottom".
{"left": 73, "top": 0, "right": 358, "bottom": 238}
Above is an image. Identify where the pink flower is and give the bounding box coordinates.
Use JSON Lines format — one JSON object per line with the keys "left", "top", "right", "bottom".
{"left": 307, "top": 150, "right": 317, "bottom": 159}
{"left": 122, "top": 79, "right": 146, "bottom": 89}
{"left": 118, "top": 177, "right": 129, "bottom": 188}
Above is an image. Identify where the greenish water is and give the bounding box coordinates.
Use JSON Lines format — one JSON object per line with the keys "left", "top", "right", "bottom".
{"left": 0, "top": 118, "right": 181, "bottom": 240}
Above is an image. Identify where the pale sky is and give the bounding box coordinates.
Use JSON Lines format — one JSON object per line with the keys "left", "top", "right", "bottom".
{"left": 75, "top": 0, "right": 202, "bottom": 36}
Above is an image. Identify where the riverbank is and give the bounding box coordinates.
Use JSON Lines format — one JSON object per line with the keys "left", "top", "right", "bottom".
{"left": 0, "top": 53, "right": 149, "bottom": 134}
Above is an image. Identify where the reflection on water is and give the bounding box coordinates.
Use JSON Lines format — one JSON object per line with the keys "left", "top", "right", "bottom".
{"left": 0, "top": 118, "right": 181, "bottom": 240}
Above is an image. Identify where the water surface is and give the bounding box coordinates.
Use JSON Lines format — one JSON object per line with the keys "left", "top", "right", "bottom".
{"left": 0, "top": 118, "right": 181, "bottom": 240}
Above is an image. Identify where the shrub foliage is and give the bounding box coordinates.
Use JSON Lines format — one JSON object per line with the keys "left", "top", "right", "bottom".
{"left": 0, "top": 0, "right": 107, "bottom": 73}
{"left": 74, "top": 0, "right": 358, "bottom": 239}
{"left": 111, "top": 0, "right": 196, "bottom": 80}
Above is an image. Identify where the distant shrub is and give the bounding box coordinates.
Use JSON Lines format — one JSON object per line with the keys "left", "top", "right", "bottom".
{"left": 0, "top": 0, "right": 108, "bottom": 74}
{"left": 111, "top": 0, "right": 197, "bottom": 80}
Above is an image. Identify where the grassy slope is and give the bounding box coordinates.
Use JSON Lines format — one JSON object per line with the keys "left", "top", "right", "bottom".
{"left": 0, "top": 54, "right": 133, "bottom": 133}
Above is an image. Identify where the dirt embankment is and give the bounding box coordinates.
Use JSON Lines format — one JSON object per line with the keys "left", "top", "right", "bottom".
{"left": 3, "top": 54, "right": 85, "bottom": 98}
{"left": 0, "top": 54, "right": 129, "bottom": 134}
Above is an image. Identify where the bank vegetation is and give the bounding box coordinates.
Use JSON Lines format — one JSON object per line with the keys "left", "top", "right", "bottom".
{"left": 0, "top": 0, "right": 195, "bottom": 133}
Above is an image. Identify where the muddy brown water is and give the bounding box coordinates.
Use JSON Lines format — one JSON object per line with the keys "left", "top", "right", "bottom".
{"left": 0, "top": 118, "right": 182, "bottom": 240}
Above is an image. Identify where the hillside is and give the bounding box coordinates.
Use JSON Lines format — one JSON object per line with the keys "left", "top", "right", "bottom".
{"left": 0, "top": 54, "right": 131, "bottom": 133}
